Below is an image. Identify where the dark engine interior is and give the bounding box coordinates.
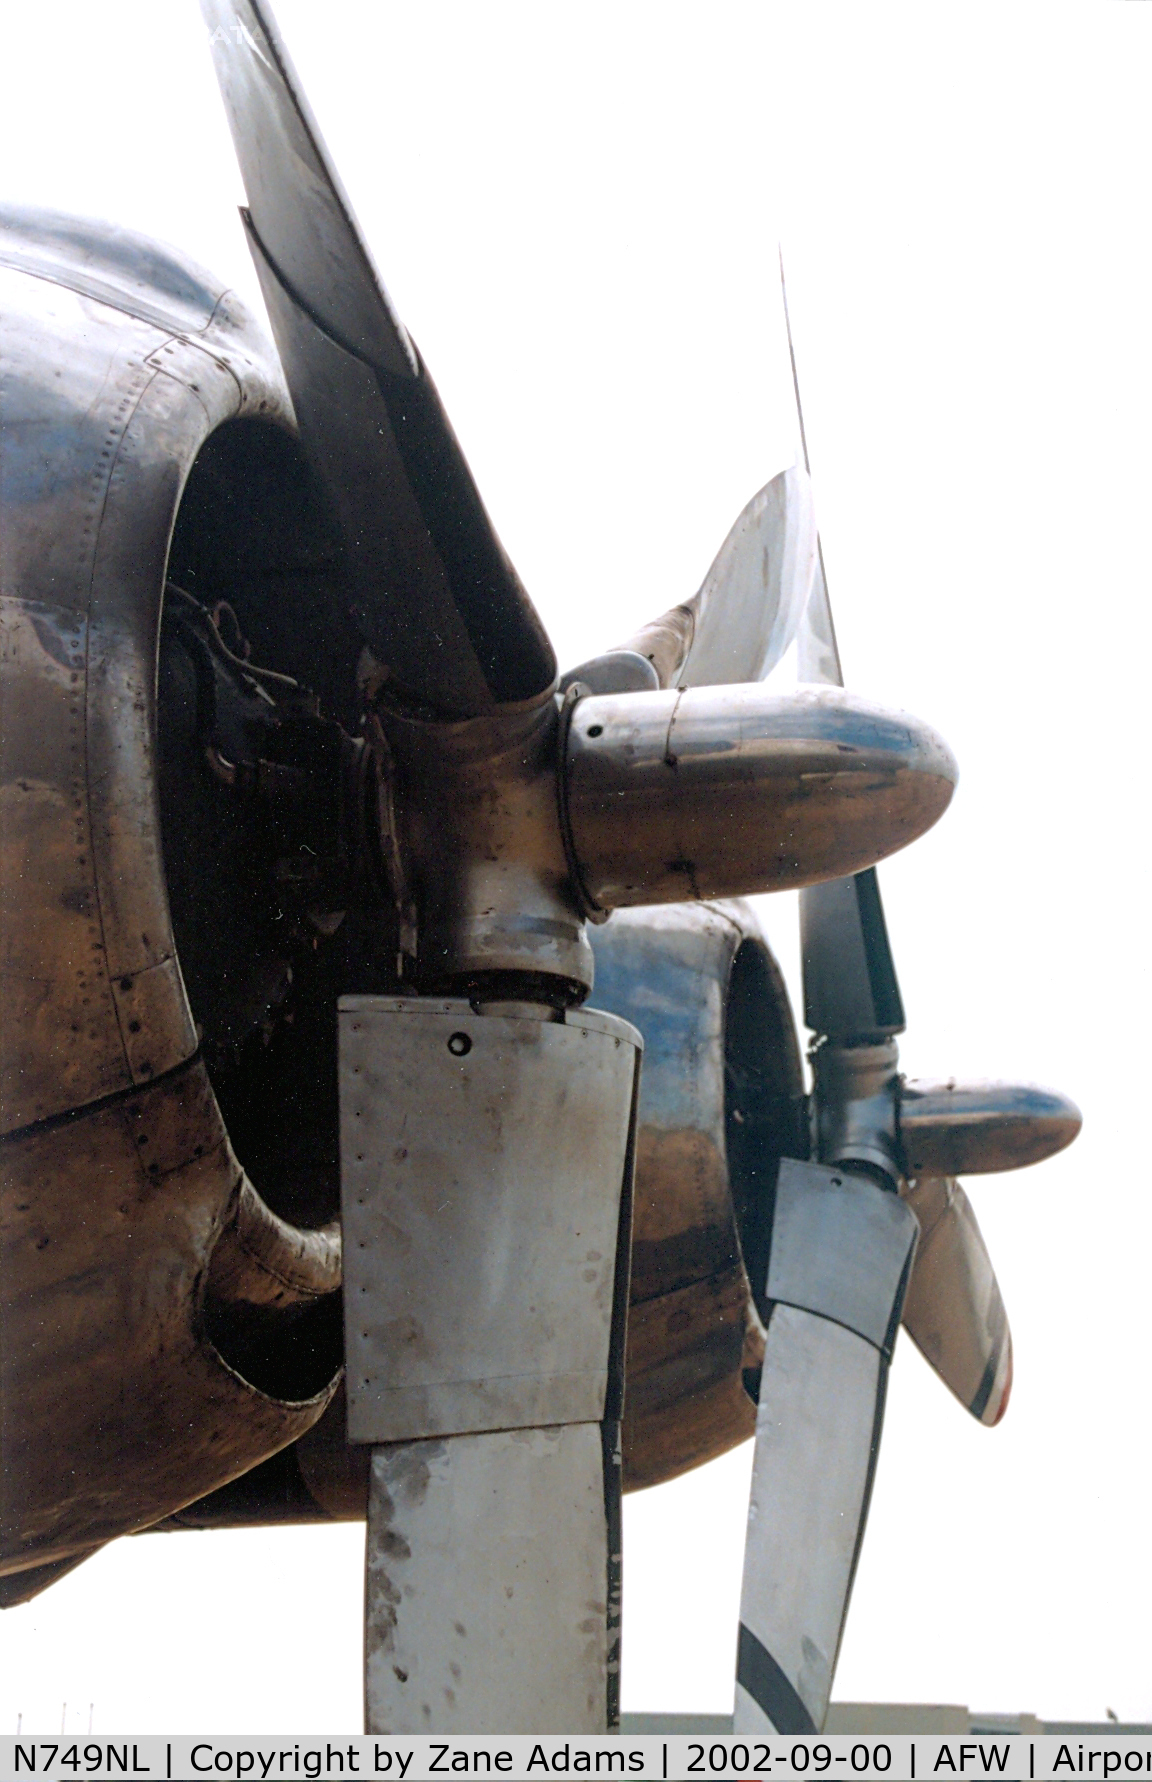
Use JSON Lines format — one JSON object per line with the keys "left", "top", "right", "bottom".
{"left": 159, "top": 418, "right": 398, "bottom": 1234}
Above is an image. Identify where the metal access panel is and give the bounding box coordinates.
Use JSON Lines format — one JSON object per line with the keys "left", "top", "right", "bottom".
{"left": 339, "top": 997, "right": 641, "bottom": 1445}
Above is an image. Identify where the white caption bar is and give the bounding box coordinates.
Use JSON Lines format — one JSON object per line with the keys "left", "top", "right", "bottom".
{"left": 1, "top": 1735, "right": 1150, "bottom": 1781}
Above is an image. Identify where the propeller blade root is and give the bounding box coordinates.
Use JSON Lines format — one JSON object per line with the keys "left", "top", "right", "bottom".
{"left": 339, "top": 998, "right": 640, "bottom": 1732}
{"left": 619, "top": 466, "right": 818, "bottom": 691}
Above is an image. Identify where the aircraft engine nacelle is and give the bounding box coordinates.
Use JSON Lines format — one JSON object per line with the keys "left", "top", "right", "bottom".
{"left": 591, "top": 903, "right": 806, "bottom": 1491}
{"left": 163, "top": 899, "right": 805, "bottom": 1528}
{"left": 0, "top": 210, "right": 353, "bottom": 1602}
{"left": 0, "top": 205, "right": 950, "bottom": 1585}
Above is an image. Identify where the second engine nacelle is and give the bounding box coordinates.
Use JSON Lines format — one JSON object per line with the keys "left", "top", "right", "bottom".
{"left": 591, "top": 902, "right": 808, "bottom": 1490}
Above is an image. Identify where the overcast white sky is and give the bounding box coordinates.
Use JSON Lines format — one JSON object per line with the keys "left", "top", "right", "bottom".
{"left": 2, "top": 0, "right": 1151, "bottom": 1736}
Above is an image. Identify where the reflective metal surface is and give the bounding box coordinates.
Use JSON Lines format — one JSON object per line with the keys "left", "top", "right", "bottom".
{"left": 901, "top": 1176, "right": 1012, "bottom": 1426}
{"left": 206, "top": 1178, "right": 341, "bottom": 1312}
{"left": 620, "top": 467, "right": 817, "bottom": 690}
{"left": 564, "top": 683, "right": 957, "bottom": 911}
{"left": 615, "top": 605, "right": 695, "bottom": 692}
{"left": 340, "top": 997, "right": 640, "bottom": 1443}
{"left": 800, "top": 868, "right": 905, "bottom": 1044}
{"left": 766, "top": 1158, "right": 919, "bottom": 1355}
{"left": 365, "top": 1427, "right": 618, "bottom": 1734}
{"left": 735, "top": 1307, "right": 883, "bottom": 1735}
{"left": 811, "top": 1040, "right": 902, "bottom": 1183}
{"left": 899, "top": 1078, "right": 1082, "bottom": 1177}
{"left": 589, "top": 902, "right": 806, "bottom": 1489}
{"left": 0, "top": 1059, "right": 339, "bottom": 1580}
{"left": 676, "top": 468, "right": 817, "bottom": 688}
{"left": 559, "top": 651, "right": 659, "bottom": 697}
{"left": 203, "top": 0, "right": 555, "bottom": 718}
{"left": 777, "top": 241, "right": 1070, "bottom": 1487}
{"left": 145, "top": 901, "right": 808, "bottom": 1520}
{"left": 343, "top": 997, "right": 638, "bottom": 1733}
{"left": 0, "top": 217, "right": 344, "bottom": 1589}
{"left": 377, "top": 696, "right": 593, "bottom": 998}
{"left": 734, "top": 1159, "right": 918, "bottom": 1735}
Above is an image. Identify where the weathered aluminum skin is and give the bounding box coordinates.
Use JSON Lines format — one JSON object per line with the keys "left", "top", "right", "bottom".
{"left": 590, "top": 902, "right": 806, "bottom": 1490}
{"left": 149, "top": 902, "right": 808, "bottom": 1523}
{"left": 0, "top": 207, "right": 291, "bottom": 1127}
{"left": 734, "top": 1158, "right": 918, "bottom": 1736}
{"left": 340, "top": 998, "right": 640, "bottom": 1444}
{"left": 0, "top": 210, "right": 342, "bottom": 1586}
{"left": 0, "top": 1060, "right": 336, "bottom": 1578}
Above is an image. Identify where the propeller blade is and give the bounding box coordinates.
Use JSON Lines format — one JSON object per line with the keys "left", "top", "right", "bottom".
{"left": 340, "top": 996, "right": 640, "bottom": 1733}
{"left": 732, "top": 257, "right": 987, "bottom": 1742}
{"left": 900, "top": 1176, "right": 1012, "bottom": 1426}
{"left": 796, "top": 540, "right": 843, "bottom": 690}
{"left": 734, "top": 1160, "right": 918, "bottom": 1733}
{"left": 201, "top": 0, "right": 555, "bottom": 718}
{"left": 365, "top": 1426, "right": 621, "bottom": 1731}
{"left": 618, "top": 467, "right": 818, "bottom": 690}
{"left": 800, "top": 868, "right": 905, "bottom": 1045}
{"left": 780, "top": 258, "right": 902, "bottom": 1049}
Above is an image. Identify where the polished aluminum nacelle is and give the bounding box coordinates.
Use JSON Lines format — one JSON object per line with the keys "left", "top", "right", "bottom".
{"left": 0, "top": 210, "right": 347, "bottom": 1598}
{"left": 0, "top": 201, "right": 961, "bottom": 1595}
{"left": 591, "top": 901, "right": 808, "bottom": 1490}
{"left": 165, "top": 899, "right": 807, "bottom": 1523}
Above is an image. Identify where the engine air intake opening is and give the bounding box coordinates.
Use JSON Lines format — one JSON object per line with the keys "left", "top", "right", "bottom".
{"left": 723, "top": 936, "right": 808, "bottom": 1322}
{"left": 160, "top": 418, "right": 400, "bottom": 1235}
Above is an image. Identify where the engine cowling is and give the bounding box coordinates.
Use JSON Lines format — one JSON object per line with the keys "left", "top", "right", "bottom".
{"left": 591, "top": 902, "right": 807, "bottom": 1490}
{"left": 162, "top": 899, "right": 807, "bottom": 1527}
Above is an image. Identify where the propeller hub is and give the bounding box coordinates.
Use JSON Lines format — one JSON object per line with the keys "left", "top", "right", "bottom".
{"left": 373, "top": 690, "right": 595, "bottom": 1004}
{"left": 811, "top": 1038, "right": 901, "bottom": 1187}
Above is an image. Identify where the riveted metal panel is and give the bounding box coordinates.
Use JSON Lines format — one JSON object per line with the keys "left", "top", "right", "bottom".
{"left": 340, "top": 997, "right": 641, "bottom": 1444}
{"left": 0, "top": 257, "right": 290, "bottom": 1129}
{"left": 0, "top": 1058, "right": 337, "bottom": 1577}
